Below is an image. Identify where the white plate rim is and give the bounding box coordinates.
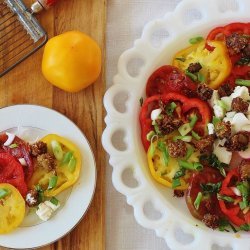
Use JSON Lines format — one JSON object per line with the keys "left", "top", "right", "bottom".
{"left": 0, "top": 104, "right": 96, "bottom": 249}
{"left": 102, "top": 0, "right": 250, "bottom": 249}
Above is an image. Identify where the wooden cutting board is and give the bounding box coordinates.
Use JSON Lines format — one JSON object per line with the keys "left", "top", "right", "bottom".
{"left": 0, "top": 0, "right": 106, "bottom": 249}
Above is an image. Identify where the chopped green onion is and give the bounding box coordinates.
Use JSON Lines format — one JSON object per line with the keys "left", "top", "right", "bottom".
{"left": 172, "top": 178, "right": 181, "bottom": 188}
{"left": 185, "top": 70, "right": 197, "bottom": 81}
{"left": 178, "top": 123, "right": 192, "bottom": 136}
{"left": 212, "top": 116, "right": 221, "bottom": 126}
{"left": 157, "top": 141, "right": 169, "bottom": 166}
{"left": 197, "top": 72, "right": 205, "bottom": 83}
{"left": 51, "top": 140, "right": 64, "bottom": 161}
{"left": 0, "top": 188, "right": 10, "bottom": 199}
{"left": 139, "top": 97, "right": 144, "bottom": 106}
{"left": 178, "top": 160, "right": 203, "bottom": 171}
{"left": 175, "top": 57, "right": 186, "bottom": 62}
{"left": 154, "top": 123, "right": 161, "bottom": 135}
{"left": 191, "top": 131, "right": 200, "bottom": 140}
{"left": 9, "top": 143, "right": 18, "bottom": 149}
{"left": 200, "top": 182, "right": 221, "bottom": 194}
{"left": 217, "top": 194, "right": 234, "bottom": 203}
{"left": 166, "top": 102, "right": 177, "bottom": 116}
{"left": 50, "top": 197, "right": 59, "bottom": 206}
{"left": 217, "top": 100, "right": 228, "bottom": 111}
{"left": 194, "top": 192, "right": 203, "bottom": 210}
{"left": 173, "top": 169, "right": 186, "bottom": 179}
{"left": 237, "top": 181, "right": 249, "bottom": 209}
{"left": 185, "top": 146, "right": 194, "bottom": 160}
{"left": 68, "top": 156, "right": 77, "bottom": 172}
{"left": 61, "top": 151, "right": 73, "bottom": 165}
{"left": 146, "top": 131, "right": 156, "bottom": 141}
{"left": 149, "top": 139, "right": 156, "bottom": 157}
{"left": 173, "top": 135, "right": 192, "bottom": 142}
{"left": 240, "top": 224, "right": 250, "bottom": 231}
{"left": 35, "top": 185, "right": 44, "bottom": 203}
{"left": 189, "top": 114, "right": 198, "bottom": 128}
{"left": 47, "top": 175, "right": 58, "bottom": 190}
{"left": 189, "top": 36, "right": 204, "bottom": 44}
{"left": 235, "top": 79, "right": 250, "bottom": 87}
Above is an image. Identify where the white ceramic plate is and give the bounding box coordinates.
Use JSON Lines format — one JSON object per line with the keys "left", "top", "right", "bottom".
{"left": 0, "top": 105, "right": 96, "bottom": 249}
{"left": 102, "top": 0, "right": 250, "bottom": 249}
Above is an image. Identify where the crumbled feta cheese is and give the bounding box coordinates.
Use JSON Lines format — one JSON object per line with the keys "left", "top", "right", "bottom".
{"left": 231, "top": 112, "right": 250, "bottom": 133}
{"left": 4, "top": 132, "right": 15, "bottom": 146}
{"left": 213, "top": 140, "right": 232, "bottom": 164}
{"left": 151, "top": 108, "right": 162, "bottom": 121}
{"left": 209, "top": 90, "right": 219, "bottom": 107}
{"left": 220, "top": 96, "right": 232, "bottom": 111}
{"left": 226, "top": 111, "right": 236, "bottom": 119}
{"left": 231, "top": 86, "right": 250, "bottom": 101}
{"left": 213, "top": 104, "right": 225, "bottom": 119}
{"left": 207, "top": 123, "right": 215, "bottom": 135}
{"left": 44, "top": 200, "right": 60, "bottom": 211}
{"left": 36, "top": 203, "right": 53, "bottom": 221}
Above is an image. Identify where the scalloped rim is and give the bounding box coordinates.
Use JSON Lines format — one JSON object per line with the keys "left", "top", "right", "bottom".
{"left": 102, "top": 0, "right": 250, "bottom": 249}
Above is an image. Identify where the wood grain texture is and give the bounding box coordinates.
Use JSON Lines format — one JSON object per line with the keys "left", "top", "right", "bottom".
{"left": 0, "top": 0, "right": 106, "bottom": 249}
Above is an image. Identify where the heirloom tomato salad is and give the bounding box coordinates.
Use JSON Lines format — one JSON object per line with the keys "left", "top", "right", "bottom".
{"left": 140, "top": 22, "right": 250, "bottom": 232}
{"left": 0, "top": 132, "right": 81, "bottom": 234}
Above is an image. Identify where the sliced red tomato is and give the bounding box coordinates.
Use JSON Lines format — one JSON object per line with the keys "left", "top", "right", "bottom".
{"left": 139, "top": 92, "right": 212, "bottom": 151}
{"left": 207, "top": 22, "right": 250, "bottom": 41}
{"left": 185, "top": 167, "right": 224, "bottom": 220}
{"left": 0, "top": 152, "right": 27, "bottom": 197}
{"left": 0, "top": 134, "right": 33, "bottom": 181}
{"left": 219, "top": 168, "right": 250, "bottom": 227}
{"left": 146, "top": 65, "right": 197, "bottom": 98}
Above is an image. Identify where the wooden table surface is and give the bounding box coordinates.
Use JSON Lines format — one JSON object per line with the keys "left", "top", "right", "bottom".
{"left": 0, "top": 0, "right": 106, "bottom": 249}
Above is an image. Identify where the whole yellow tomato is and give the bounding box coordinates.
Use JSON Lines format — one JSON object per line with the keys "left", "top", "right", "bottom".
{"left": 42, "top": 31, "right": 102, "bottom": 92}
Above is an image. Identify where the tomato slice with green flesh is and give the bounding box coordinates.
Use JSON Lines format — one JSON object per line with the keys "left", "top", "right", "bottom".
{"left": 146, "top": 65, "right": 197, "bottom": 98}
{"left": 0, "top": 152, "right": 27, "bottom": 197}
{"left": 0, "top": 134, "right": 33, "bottom": 181}
{"left": 185, "top": 167, "right": 224, "bottom": 220}
{"left": 219, "top": 168, "right": 250, "bottom": 227}
{"left": 139, "top": 92, "right": 212, "bottom": 151}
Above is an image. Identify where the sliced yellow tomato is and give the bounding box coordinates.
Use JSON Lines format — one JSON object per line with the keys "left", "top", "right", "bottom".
{"left": 28, "top": 134, "right": 82, "bottom": 197}
{"left": 172, "top": 41, "right": 232, "bottom": 89}
{"left": 147, "top": 139, "right": 200, "bottom": 190}
{"left": 0, "top": 183, "right": 25, "bottom": 234}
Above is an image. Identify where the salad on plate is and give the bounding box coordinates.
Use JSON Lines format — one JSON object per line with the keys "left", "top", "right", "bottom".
{"left": 140, "top": 22, "right": 250, "bottom": 232}
{"left": 0, "top": 129, "right": 81, "bottom": 234}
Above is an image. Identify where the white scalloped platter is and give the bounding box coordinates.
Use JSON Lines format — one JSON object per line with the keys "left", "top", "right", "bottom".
{"left": 102, "top": 0, "right": 250, "bottom": 249}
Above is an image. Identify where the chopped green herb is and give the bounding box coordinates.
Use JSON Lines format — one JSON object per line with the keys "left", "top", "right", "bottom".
{"left": 236, "top": 57, "right": 250, "bottom": 65}
{"left": 218, "top": 218, "right": 230, "bottom": 232}
{"left": 185, "top": 146, "right": 194, "bottom": 160}
{"left": 217, "top": 100, "right": 228, "bottom": 111}
{"left": 185, "top": 70, "right": 198, "bottom": 81}
{"left": 157, "top": 141, "right": 169, "bottom": 166}
{"left": 191, "top": 131, "right": 200, "bottom": 140}
{"left": 217, "top": 194, "right": 234, "bottom": 203}
{"left": 35, "top": 185, "right": 44, "bottom": 203}
{"left": 178, "top": 160, "right": 203, "bottom": 171}
{"left": 47, "top": 176, "right": 58, "bottom": 190}
{"left": 178, "top": 123, "right": 192, "bottom": 136}
{"left": 50, "top": 197, "right": 59, "bottom": 206}
{"left": 194, "top": 192, "right": 203, "bottom": 210}
{"left": 9, "top": 143, "right": 18, "bottom": 149}
{"left": 172, "top": 178, "right": 181, "bottom": 188}
{"left": 139, "top": 97, "right": 144, "bottom": 106}
{"left": 173, "top": 135, "right": 192, "bottom": 142}
{"left": 200, "top": 182, "right": 221, "bottom": 194}
{"left": 166, "top": 102, "right": 177, "bottom": 116}
{"left": 189, "top": 36, "right": 204, "bottom": 44}
{"left": 240, "top": 224, "right": 250, "bottom": 231}
{"left": 61, "top": 151, "right": 73, "bottom": 165}
{"left": 173, "top": 169, "right": 186, "bottom": 179}
{"left": 51, "top": 140, "right": 64, "bottom": 161}
{"left": 212, "top": 116, "right": 221, "bottom": 126}
{"left": 235, "top": 79, "right": 250, "bottom": 87}
{"left": 175, "top": 57, "right": 186, "bottom": 62}
{"left": 146, "top": 131, "right": 156, "bottom": 141}
{"left": 0, "top": 188, "right": 10, "bottom": 199}
{"left": 237, "top": 181, "right": 249, "bottom": 209}
{"left": 197, "top": 72, "right": 205, "bottom": 83}
{"left": 154, "top": 123, "right": 161, "bottom": 135}
{"left": 189, "top": 114, "right": 198, "bottom": 128}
